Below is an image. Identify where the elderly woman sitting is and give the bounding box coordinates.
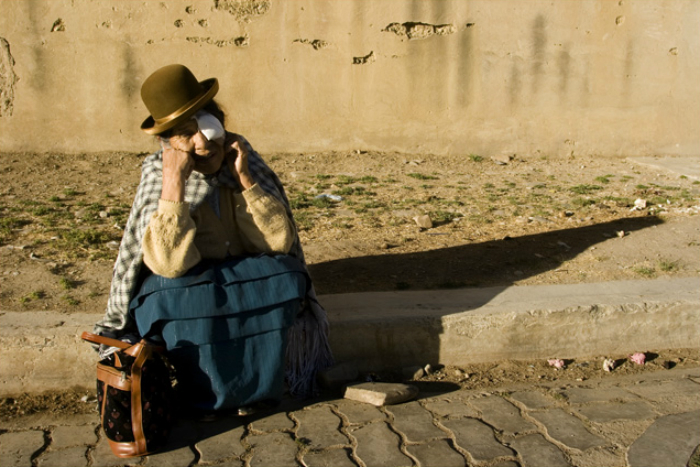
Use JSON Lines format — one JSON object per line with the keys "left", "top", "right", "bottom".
{"left": 94, "top": 64, "right": 332, "bottom": 415}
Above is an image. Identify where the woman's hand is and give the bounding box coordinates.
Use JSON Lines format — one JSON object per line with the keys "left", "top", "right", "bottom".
{"left": 229, "top": 135, "right": 255, "bottom": 190}
{"left": 161, "top": 147, "right": 194, "bottom": 202}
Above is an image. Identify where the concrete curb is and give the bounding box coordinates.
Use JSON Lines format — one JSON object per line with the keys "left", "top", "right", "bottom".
{"left": 1, "top": 277, "right": 699, "bottom": 396}
{"left": 325, "top": 277, "right": 700, "bottom": 371}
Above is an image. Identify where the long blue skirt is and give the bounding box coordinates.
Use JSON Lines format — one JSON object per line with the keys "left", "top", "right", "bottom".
{"left": 130, "top": 255, "right": 308, "bottom": 411}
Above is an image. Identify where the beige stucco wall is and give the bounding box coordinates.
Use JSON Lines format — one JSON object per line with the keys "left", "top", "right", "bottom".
{"left": 1, "top": 0, "right": 698, "bottom": 157}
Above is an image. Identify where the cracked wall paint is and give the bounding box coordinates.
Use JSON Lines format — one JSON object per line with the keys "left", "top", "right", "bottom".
{"left": 0, "top": 37, "right": 18, "bottom": 117}
{"left": 383, "top": 22, "right": 458, "bottom": 40}
{"left": 186, "top": 35, "right": 250, "bottom": 47}
{"left": 293, "top": 39, "right": 329, "bottom": 51}
{"left": 353, "top": 51, "right": 375, "bottom": 65}
{"left": 214, "top": 0, "right": 271, "bottom": 23}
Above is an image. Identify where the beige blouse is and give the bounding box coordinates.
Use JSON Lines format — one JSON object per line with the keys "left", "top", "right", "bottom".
{"left": 142, "top": 184, "right": 295, "bottom": 278}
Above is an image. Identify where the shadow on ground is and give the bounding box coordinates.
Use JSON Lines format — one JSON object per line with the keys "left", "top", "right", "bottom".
{"left": 308, "top": 216, "right": 664, "bottom": 294}
{"left": 161, "top": 381, "right": 460, "bottom": 454}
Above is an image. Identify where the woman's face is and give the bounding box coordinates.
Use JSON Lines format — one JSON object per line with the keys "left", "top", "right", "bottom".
{"left": 165, "top": 118, "right": 225, "bottom": 175}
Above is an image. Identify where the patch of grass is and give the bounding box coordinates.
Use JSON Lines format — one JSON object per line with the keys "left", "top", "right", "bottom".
{"left": 602, "top": 196, "right": 633, "bottom": 207}
{"left": 20, "top": 290, "right": 46, "bottom": 304}
{"left": 61, "top": 295, "right": 80, "bottom": 306}
{"left": 658, "top": 260, "right": 679, "bottom": 272}
{"left": 430, "top": 210, "right": 460, "bottom": 224}
{"left": 311, "top": 197, "right": 336, "bottom": 209}
{"left": 359, "top": 200, "right": 385, "bottom": 210}
{"left": 570, "top": 184, "right": 603, "bottom": 195}
{"left": 336, "top": 175, "right": 358, "bottom": 185}
{"left": 595, "top": 175, "right": 613, "bottom": 184}
{"left": 31, "top": 206, "right": 52, "bottom": 216}
{"left": 290, "top": 194, "right": 311, "bottom": 210}
{"left": 633, "top": 266, "right": 656, "bottom": 277}
{"left": 0, "top": 217, "right": 32, "bottom": 234}
{"left": 649, "top": 196, "right": 668, "bottom": 205}
{"left": 469, "top": 154, "right": 483, "bottom": 162}
{"left": 359, "top": 176, "right": 378, "bottom": 184}
{"left": 59, "top": 277, "right": 76, "bottom": 290}
{"left": 571, "top": 197, "right": 596, "bottom": 207}
{"left": 63, "top": 188, "right": 79, "bottom": 197}
{"left": 57, "top": 229, "right": 112, "bottom": 248}
{"left": 407, "top": 173, "right": 439, "bottom": 181}
{"left": 333, "top": 187, "right": 355, "bottom": 196}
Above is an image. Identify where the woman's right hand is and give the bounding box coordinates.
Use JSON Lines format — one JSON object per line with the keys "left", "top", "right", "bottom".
{"left": 161, "top": 147, "right": 194, "bottom": 202}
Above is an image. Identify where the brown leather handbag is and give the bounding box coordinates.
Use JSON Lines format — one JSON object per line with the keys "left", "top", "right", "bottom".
{"left": 81, "top": 332, "right": 174, "bottom": 458}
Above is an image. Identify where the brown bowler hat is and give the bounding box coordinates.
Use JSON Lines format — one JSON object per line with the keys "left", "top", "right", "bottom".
{"left": 140, "top": 64, "right": 219, "bottom": 135}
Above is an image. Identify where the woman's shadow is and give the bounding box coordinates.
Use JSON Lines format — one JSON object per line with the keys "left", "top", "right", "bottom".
{"left": 308, "top": 215, "right": 664, "bottom": 294}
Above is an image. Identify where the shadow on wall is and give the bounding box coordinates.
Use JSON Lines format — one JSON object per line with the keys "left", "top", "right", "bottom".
{"left": 308, "top": 216, "right": 664, "bottom": 294}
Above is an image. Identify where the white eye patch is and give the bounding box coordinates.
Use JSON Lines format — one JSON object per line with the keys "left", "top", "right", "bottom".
{"left": 194, "top": 110, "right": 225, "bottom": 142}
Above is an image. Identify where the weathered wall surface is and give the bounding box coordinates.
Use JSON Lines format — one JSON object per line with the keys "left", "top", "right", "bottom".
{"left": 1, "top": 0, "right": 698, "bottom": 157}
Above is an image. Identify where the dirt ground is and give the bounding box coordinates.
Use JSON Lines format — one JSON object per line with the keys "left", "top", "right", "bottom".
{"left": 1, "top": 149, "right": 699, "bottom": 415}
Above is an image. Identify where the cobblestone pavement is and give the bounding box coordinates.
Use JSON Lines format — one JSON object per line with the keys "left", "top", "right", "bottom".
{"left": 2, "top": 367, "right": 699, "bottom": 467}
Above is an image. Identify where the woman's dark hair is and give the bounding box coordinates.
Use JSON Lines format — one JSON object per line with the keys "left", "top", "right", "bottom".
{"left": 157, "top": 99, "right": 226, "bottom": 139}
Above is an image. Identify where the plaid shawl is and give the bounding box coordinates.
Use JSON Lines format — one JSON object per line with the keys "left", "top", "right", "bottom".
{"left": 94, "top": 135, "right": 333, "bottom": 397}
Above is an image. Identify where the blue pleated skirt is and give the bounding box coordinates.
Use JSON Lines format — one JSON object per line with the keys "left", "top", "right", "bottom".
{"left": 130, "top": 255, "right": 308, "bottom": 411}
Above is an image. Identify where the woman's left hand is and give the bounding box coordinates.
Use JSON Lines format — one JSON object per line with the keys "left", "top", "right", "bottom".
{"left": 227, "top": 134, "right": 255, "bottom": 190}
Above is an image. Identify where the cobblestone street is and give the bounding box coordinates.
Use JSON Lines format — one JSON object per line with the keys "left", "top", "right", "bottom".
{"left": 2, "top": 367, "right": 699, "bottom": 467}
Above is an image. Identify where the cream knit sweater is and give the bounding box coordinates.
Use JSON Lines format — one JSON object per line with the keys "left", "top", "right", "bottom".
{"left": 142, "top": 184, "right": 295, "bottom": 278}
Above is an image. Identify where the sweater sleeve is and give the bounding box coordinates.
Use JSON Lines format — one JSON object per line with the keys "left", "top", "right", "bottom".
{"left": 234, "top": 184, "right": 296, "bottom": 254}
{"left": 142, "top": 199, "right": 201, "bottom": 278}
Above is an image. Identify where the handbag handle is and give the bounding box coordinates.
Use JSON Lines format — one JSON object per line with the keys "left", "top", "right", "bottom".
{"left": 81, "top": 331, "right": 167, "bottom": 354}
{"left": 81, "top": 331, "right": 131, "bottom": 349}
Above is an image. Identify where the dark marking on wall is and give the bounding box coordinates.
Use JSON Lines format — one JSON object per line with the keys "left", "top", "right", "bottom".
{"left": 51, "top": 18, "right": 65, "bottom": 32}
{"left": 353, "top": 51, "right": 375, "bottom": 65}
{"left": 457, "top": 23, "right": 475, "bottom": 109}
{"left": 558, "top": 46, "right": 571, "bottom": 98}
{"left": 28, "top": 0, "right": 46, "bottom": 90}
{"left": 621, "top": 39, "right": 635, "bottom": 105}
{"left": 383, "top": 22, "right": 456, "bottom": 40}
{"left": 186, "top": 35, "right": 249, "bottom": 47}
{"left": 120, "top": 40, "right": 140, "bottom": 101}
{"left": 214, "top": 0, "right": 270, "bottom": 23}
{"left": 509, "top": 59, "right": 522, "bottom": 109}
{"left": 293, "top": 39, "right": 329, "bottom": 51}
{"left": 0, "top": 37, "right": 18, "bottom": 117}
{"left": 531, "top": 14, "right": 547, "bottom": 96}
